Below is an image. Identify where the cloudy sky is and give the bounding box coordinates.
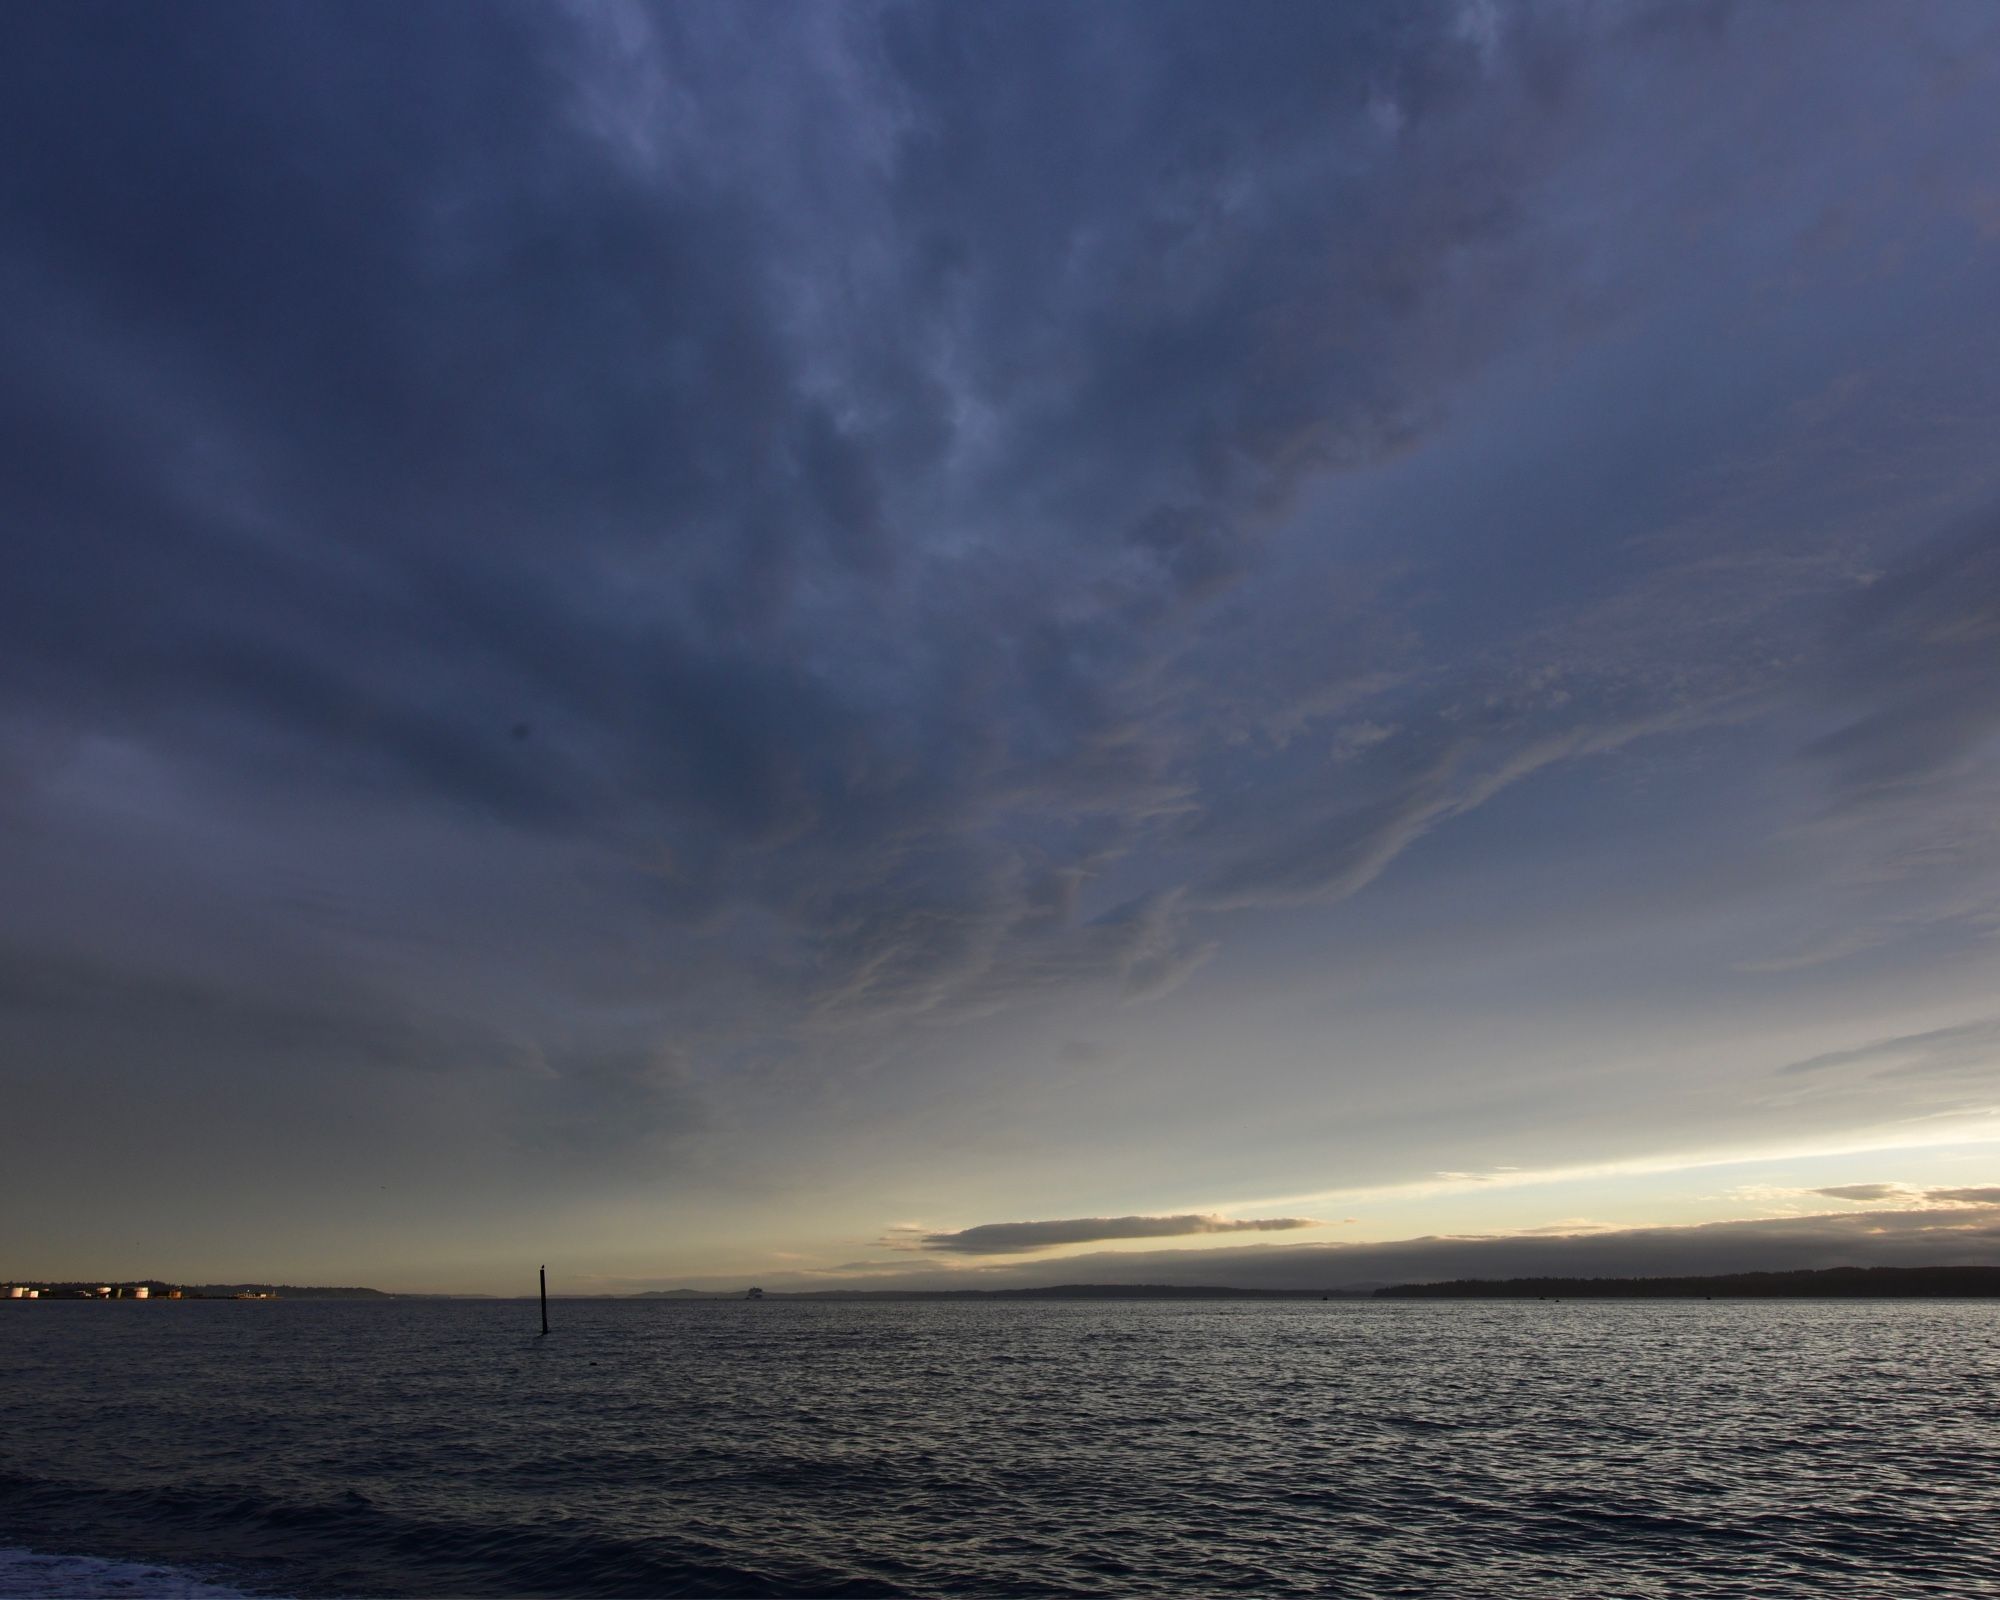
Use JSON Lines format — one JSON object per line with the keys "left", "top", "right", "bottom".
{"left": 6, "top": 2, "right": 2000, "bottom": 1294}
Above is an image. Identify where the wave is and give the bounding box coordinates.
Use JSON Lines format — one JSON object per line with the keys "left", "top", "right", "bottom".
{"left": 0, "top": 1471, "right": 907, "bottom": 1599}
{"left": 0, "top": 1545, "right": 269, "bottom": 1599}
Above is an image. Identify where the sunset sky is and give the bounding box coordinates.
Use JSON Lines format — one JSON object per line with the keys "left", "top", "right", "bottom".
{"left": 6, "top": 1, "right": 2000, "bottom": 1294}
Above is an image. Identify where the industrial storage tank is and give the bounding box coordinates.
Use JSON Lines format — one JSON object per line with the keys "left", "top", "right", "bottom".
{"left": 131, "top": 1286, "right": 151, "bottom": 1299}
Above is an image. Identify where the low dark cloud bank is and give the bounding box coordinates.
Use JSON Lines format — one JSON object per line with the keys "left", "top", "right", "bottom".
{"left": 917, "top": 1214, "right": 1321, "bottom": 1254}
{"left": 865, "top": 1205, "right": 2000, "bottom": 1289}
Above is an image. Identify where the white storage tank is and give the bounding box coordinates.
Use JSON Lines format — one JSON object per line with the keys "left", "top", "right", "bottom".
{"left": 6, "top": 1286, "right": 24, "bottom": 1298}
{"left": 131, "top": 1286, "right": 151, "bottom": 1299}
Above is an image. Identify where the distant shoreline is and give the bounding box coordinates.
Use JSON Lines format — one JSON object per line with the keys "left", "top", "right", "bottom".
{"left": 632, "top": 1284, "right": 1360, "bottom": 1301}
{"left": 3, "top": 1282, "right": 390, "bottom": 1300}
{"left": 1374, "top": 1265, "right": 2000, "bottom": 1298}
{"left": 14, "top": 1265, "right": 2000, "bottom": 1302}
{"left": 637, "top": 1267, "right": 2000, "bottom": 1301}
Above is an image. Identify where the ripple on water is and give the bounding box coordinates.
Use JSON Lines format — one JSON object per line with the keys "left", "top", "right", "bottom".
{"left": 1, "top": 1299, "right": 1997, "bottom": 1597}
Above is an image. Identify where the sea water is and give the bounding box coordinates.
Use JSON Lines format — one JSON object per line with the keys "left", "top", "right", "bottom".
{"left": 2, "top": 1298, "right": 1995, "bottom": 1597}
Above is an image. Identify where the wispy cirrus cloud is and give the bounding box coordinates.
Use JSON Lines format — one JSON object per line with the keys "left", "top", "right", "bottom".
{"left": 1778, "top": 1020, "right": 2000, "bottom": 1079}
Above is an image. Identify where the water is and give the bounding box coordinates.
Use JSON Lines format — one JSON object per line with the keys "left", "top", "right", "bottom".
{"left": 2, "top": 1299, "right": 1996, "bottom": 1598}
{"left": 0, "top": 1546, "right": 260, "bottom": 1598}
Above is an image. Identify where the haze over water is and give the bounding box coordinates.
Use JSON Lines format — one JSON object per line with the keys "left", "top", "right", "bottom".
{"left": 4, "top": 1299, "right": 1997, "bottom": 1599}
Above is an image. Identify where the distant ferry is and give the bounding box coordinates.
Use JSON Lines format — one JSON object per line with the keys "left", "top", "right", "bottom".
{"left": 745, "top": 1287, "right": 765, "bottom": 1300}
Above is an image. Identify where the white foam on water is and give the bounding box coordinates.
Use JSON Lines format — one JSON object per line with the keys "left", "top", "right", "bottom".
{"left": 0, "top": 1546, "right": 275, "bottom": 1599}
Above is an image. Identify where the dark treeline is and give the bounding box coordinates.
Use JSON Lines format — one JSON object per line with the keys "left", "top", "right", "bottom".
{"left": 634, "top": 1284, "right": 1364, "bottom": 1301}
{"left": 1377, "top": 1266, "right": 2000, "bottom": 1298}
{"left": 12, "top": 1281, "right": 390, "bottom": 1298}
{"left": 188, "top": 1283, "right": 389, "bottom": 1298}
{"left": 796, "top": 1284, "right": 1346, "bottom": 1301}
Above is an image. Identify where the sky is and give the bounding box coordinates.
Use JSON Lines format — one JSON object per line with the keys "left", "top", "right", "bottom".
{"left": 5, "top": 1, "right": 2000, "bottom": 1295}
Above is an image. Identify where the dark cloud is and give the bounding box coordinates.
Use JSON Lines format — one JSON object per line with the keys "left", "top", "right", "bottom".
{"left": 520, "top": 1042, "right": 708, "bottom": 1172}
{"left": 917, "top": 1214, "right": 1322, "bottom": 1255}
{"left": 0, "top": 0, "right": 1638, "bottom": 1064}
{"left": 0, "top": 941, "right": 469, "bottom": 1078}
{"left": 3, "top": 0, "right": 1997, "bottom": 1274}
{"left": 865, "top": 1205, "right": 2000, "bottom": 1287}
{"left": 1811, "top": 1184, "right": 1909, "bottom": 1202}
